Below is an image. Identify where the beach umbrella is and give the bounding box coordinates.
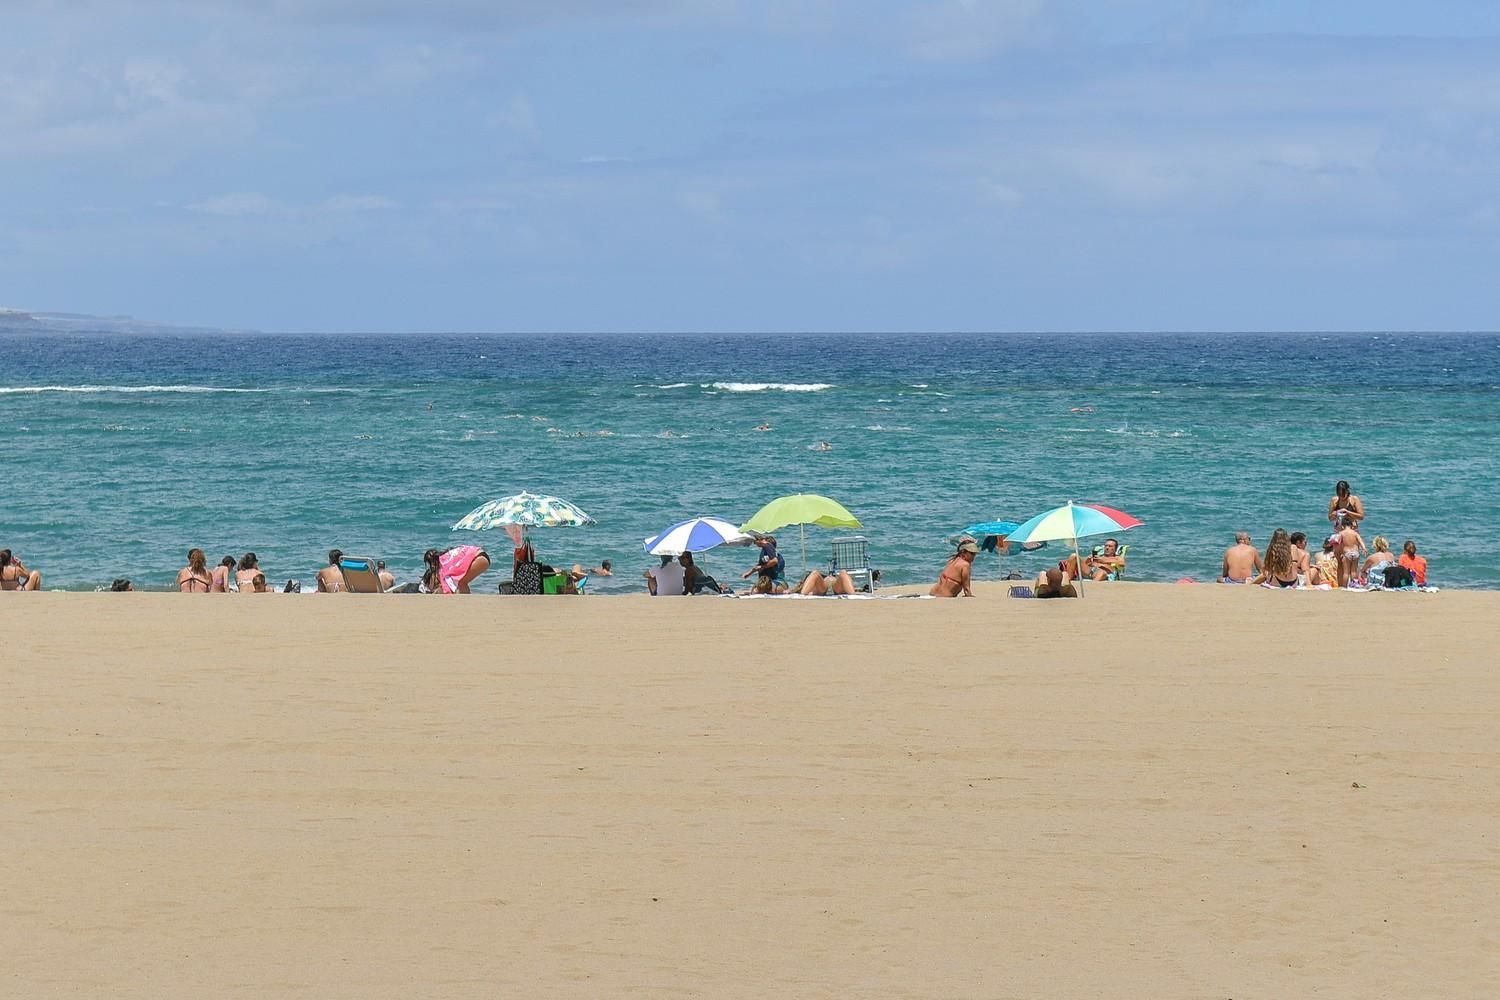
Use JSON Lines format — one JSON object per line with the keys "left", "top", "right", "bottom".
{"left": 741, "top": 493, "right": 861, "bottom": 569}
{"left": 1003, "top": 501, "right": 1142, "bottom": 595}
{"left": 643, "top": 517, "right": 753, "bottom": 557}
{"left": 451, "top": 491, "right": 596, "bottom": 536}
{"left": 952, "top": 520, "right": 1038, "bottom": 580}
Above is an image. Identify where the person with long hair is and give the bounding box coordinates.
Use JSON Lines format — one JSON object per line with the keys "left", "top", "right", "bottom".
{"left": 211, "top": 555, "right": 236, "bottom": 593}
{"left": 0, "top": 549, "right": 42, "bottom": 591}
{"left": 423, "top": 545, "right": 491, "bottom": 594}
{"left": 1328, "top": 480, "right": 1365, "bottom": 528}
{"left": 235, "top": 552, "right": 262, "bottom": 592}
{"left": 930, "top": 539, "right": 978, "bottom": 597}
{"left": 176, "top": 548, "right": 212, "bottom": 593}
{"left": 1255, "top": 528, "right": 1299, "bottom": 588}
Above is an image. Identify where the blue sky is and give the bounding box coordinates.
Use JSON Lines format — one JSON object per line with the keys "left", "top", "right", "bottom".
{"left": 4, "top": 0, "right": 1500, "bottom": 332}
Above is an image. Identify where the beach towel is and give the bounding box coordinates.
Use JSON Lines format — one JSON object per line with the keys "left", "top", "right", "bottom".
{"left": 1008, "top": 586, "right": 1035, "bottom": 599}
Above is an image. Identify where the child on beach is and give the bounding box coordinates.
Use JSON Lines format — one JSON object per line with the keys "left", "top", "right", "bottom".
{"left": 1334, "top": 517, "right": 1366, "bottom": 588}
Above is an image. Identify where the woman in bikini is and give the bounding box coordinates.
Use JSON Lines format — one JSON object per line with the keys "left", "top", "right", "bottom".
{"left": 1328, "top": 480, "right": 1365, "bottom": 529}
{"left": 0, "top": 549, "right": 42, "bottom": 591}
{"left": 930, "top": 540, "right": 978, "bottom": 597}
{"left": 423, "top": 545, "right": 492, "bottom": 594}
{"left": 1253, "top": 528, "right": 1299, "bottom": 588}
{"left": 235, "top": 552, "right": 264, "bottom": 592}
{"left": 176, "top": 548, "right": 213, "bottom": 593}
{"left": 211, "top": 556, "right": 237, "bottom": 593}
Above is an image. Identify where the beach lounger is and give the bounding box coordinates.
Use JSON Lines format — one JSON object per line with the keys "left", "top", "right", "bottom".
{"left": 1090, "top": 543, "right": 1129, "bottom": 580}
{"left": 830, "top": 535, "right": 876, "bottom": 592}
{"left": 338, "top": 557, "right": 385, "bottom": 593}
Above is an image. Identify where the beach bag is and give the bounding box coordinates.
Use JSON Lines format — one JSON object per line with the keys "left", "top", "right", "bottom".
{"left": 513, "top": 561, "right": 543, "bottom": 595}
{"left": 1382, "top": 564, "right": 1414, "bottom": 589}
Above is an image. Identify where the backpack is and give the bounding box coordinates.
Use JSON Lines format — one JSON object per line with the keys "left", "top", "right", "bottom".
{"left": 1382, "top": 564, "right": 1415, "bottom": 589}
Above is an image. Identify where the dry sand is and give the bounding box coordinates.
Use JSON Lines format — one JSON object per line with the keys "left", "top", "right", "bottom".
{"left": 2, "top": 584, "right": 1498, "bottom": 998}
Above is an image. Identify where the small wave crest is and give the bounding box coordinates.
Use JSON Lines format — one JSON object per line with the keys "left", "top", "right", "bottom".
{"left": 707, "top": 382, "right": 833, "bottom": 393}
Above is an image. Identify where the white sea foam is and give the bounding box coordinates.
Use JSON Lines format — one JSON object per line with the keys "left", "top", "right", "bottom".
{"left": 864, "top": 424, "right": 913, "bottom": 432}
{"left": 0, "top": 384, "right": 269, "bottom": 394}
{"left": 705, "top": 382, "right": 833, "bottom": 393}
{"left": 654, "top": 382, "right": 692, "bottom": 389}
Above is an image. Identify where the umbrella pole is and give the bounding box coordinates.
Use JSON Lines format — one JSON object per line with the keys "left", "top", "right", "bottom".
{"left": 1072, "top": 537, "right": 1085, "bottom": 597}
{"left": 800, "top": 524, "right": 807, "bottom": 573}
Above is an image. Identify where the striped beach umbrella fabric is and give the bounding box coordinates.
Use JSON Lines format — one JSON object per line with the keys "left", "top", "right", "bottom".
{"left": 643, "top": 517, "right": 752, "bottom": 556}
{"left": 451, "top": 491, "right": 596, "bottom": 532}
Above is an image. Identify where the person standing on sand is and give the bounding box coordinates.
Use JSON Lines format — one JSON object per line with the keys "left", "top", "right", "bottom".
{"left": 930, "top": 540, "right": 978, "bottom": 597}
{"left": 1334, "top": 516, "right": 1366, "bottom": 588}
{"left": 1328, "top": 480, "right": 1365, "bottom": 529}
{"left": 1221, "top": 532, "right": 1262, "bottom": 583}
{"left": 316, "top": 549, "right": 345, "bottom": 593}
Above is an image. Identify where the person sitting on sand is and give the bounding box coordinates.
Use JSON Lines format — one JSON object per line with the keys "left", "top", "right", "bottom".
{"left": 1253, "top": 528, "right": 1299, "bottom": 588}
{"left": 316, "top": 549, "right": 346, "bottom": 593}
{"left": 646, "top": 553, "right": 686, "bottom": 596}
{"left": 1334, "top": 516, "right": 1366, "bottom": 588}
{"left": 1328, "top": 479, "right": 1365, "bottom": 529}
{"left": 743, "top": 536, "right": 786, "bottom": 594}
{"left": 376, "top": 561, "right": 396, "bottom": 591}
{"left": 110, "top": 578, "right": 133, "bottom": 592}
{"left": 211, "top": 555, "right": 236, "bottom": 593}
{"left": 235, "top": 552, "right": 265, "bottom": 593}
{"left": 930, "top": 540, "right": 979, "bottom": 597}
{"left": 176, "top": 549, "right": 212, "bottom": 593}
{"left": 0, "top": 549, "right": 42, "bottom": 591}
{"left": 1034, "top": 566, "right": 1077, "bottom": 599}
{"left": 1085, "top": 538, "right": 1126, "bottom": 581}
{"left": 1288, "top": 532, "right": 1312, "bottom": 585}
{"left": 422, "top": 545, "right": 491, "bottom": 594}
{"left": 1361, "top": 536, "right": 1396, "bottom": 580}
{"left": 1311, "top": 537, "right": 1340, "bottom": 587}
{"left": 1398, "top": 540, "right": 1427, "bottom": 586}
{"left": 250, "top": 573, "right": 272, "bottom": 594}
{"left": 1221, "top": 532, "right": 1262, "bottom": 584}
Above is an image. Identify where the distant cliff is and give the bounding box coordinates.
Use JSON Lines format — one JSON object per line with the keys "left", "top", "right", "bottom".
{"left": 0, "top": 308, "right": 250, "bottom": 335}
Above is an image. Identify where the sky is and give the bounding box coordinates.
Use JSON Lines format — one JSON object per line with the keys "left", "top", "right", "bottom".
{"left": 4, "top": 0, "right": 1500, "bottom": 333}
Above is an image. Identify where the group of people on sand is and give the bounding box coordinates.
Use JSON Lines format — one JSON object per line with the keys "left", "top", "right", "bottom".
{"left": 640, "top": 534, "right": 880, "bottom": 597}
{"left": 928, "top": 535, "right": 1126, "bottom": 599}
{"left": 1219, "top": 480, "right": 1429, "bottom": 589}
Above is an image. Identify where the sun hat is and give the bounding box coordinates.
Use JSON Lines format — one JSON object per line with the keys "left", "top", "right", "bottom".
{"left": 957, "top": 540, "right": 981, "bottom": 554}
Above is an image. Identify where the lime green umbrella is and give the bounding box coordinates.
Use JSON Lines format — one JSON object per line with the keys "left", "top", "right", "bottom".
{"left": 741, "top": 494, "right": 861, "bottom": 570}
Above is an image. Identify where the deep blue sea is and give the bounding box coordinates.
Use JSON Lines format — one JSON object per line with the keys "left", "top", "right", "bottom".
{"left": 2, "top": 332, "right": 1496, "bottom": 591}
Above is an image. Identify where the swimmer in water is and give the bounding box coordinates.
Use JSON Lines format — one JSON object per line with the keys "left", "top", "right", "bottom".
{"left": 755, "top": 423, "right": 773, "bottom": 432}
{"left": 810, "top": 441, "right": 832, "bottom": 452}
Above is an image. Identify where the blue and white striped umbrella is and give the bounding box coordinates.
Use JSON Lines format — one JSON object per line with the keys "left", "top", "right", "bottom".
{"left": 643, "top": 516, "right": 752, "bottom": 556}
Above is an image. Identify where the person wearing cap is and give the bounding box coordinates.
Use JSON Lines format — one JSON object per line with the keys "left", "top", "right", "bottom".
{"left": 930, "top": 539, "right": 979, "bottom": 597}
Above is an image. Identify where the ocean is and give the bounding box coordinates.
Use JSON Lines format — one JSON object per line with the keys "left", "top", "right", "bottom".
{"left": 2, "top": 332, "right": 1496, "bottom": 591}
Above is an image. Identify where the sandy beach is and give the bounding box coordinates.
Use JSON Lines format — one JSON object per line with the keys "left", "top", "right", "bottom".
{"left": 3, "top": 584, "right": 1498, "bottom": 998}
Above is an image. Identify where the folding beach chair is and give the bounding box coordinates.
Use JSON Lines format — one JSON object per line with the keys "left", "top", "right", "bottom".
{"left": 338, "top": 557, "right": 386, "bottom": 593}
{"left": 1089, "top": 543, "right": 1130, "bottom": 580}
{"left": 830, "top": 536, "right": 876, "bottom": 592}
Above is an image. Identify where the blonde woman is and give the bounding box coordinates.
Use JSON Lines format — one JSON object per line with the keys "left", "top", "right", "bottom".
{"left": 1362, "top": 536, "right": 1396, "bottom": 579}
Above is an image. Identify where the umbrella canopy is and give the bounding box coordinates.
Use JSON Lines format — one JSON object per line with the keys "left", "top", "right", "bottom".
{"left": 1003, "top": 501, "right": 1142, "bottom": 596}
{"left": 643, "top": 517, "right": 752, "bottom": 556}
{"left": 1003, "top": 502, "right": 1141, "bottom": 545}
{"left": 451, "top": 491, "right": 596, "bottom": 532}
{"left": 741, "top": 494, "right": 860, "bottom": 534}
{"left": 962, "top": 520, "right": 1023, "bottom": 538}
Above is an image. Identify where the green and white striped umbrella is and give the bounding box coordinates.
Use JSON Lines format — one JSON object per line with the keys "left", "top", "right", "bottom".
{"left": 451, "top": 491, "right": 596, "bottom": 532}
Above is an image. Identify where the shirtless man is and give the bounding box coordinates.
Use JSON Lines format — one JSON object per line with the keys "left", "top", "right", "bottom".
{"left": 1221, "top": 532, "right": 1262, "bottom": 584}
{"left": 376, "top": 560, "right": 396, "bottom": 591}
{"left": 316, "top": 549, "right": 345, "bottom": 593}
{"left": 1334, "top": 515, "right": 1366, "bottom": 588}
{"left": 1085, "top": 538, "right": 1126, "bottom": 581}
{"left": 930, "top": 540, "right": 978, "bottom": 597}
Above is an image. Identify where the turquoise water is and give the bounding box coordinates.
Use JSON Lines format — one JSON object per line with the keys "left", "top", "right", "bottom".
{"left": 2, "top": 332, "right": 1496, "bottom": 590}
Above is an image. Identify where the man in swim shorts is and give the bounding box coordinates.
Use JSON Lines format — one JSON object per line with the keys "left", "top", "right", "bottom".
{"left": 1221, "top": 532, "right": 1261, "bottom": 584}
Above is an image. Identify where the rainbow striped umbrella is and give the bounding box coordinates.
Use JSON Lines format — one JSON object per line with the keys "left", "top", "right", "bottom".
{"left": 1004, "top": 502, "right": 1142, "bottom": 594}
